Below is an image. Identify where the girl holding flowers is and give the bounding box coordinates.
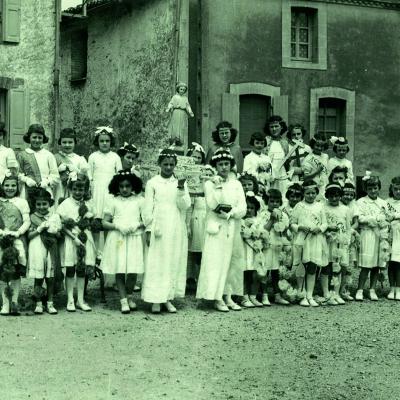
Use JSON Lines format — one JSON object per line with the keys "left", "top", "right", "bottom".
{"left": 0, "top": 173, "right": 31, "bottom": 315}
{"left": 196, "top": 149, "right": 246, "bottom": 312}
{"left": 323, "top": 183, "right": 352, "bottom": 305}
{"left": 142, "top": 149, "right": 191, "bottom": 314}
{"left": 290, "top": 180, "right": 328, "bottom": 307}
{"left": 28, "top": 189, "right": 62, "bottom": 314}
{"left": 386, "top": 177, "right": 400, "bottom": 300}
{"left": 57, "top": 173, "right": 97, "bottom": 312}
{"left": 101, "top": 171, "right": 145, "bottom": 314}
{"left": 260, "top": 189, "right": 291, "bottom": 306}
{"left": 355, "top": 173, "right": 390, "bottom": 301}
{"left": 240, "top": 192, "right": 265, "bottom": 308}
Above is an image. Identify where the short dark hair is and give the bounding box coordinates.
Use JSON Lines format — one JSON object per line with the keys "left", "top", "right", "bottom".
{"left": 31, "top": 188, "right": 54, "bottom": 209}
{"left": 23, "top": 124, "right": 49, "bottom": 144}
{"left": 309, "top": 133, "right": 329, "bottom": 151}
{"left": 158, "top": 149, "right": 178, "bottom": 165}
{"left": 0, "top": 174, "right": 20, "bottom": 197}
{"left": 328, "top": 166, "right": 348, "bottom": 183}
{"left": 239, "top": 172, "right": 259, "bottom": 195}
{"left": 363, "top": 175, "right": 381, "bottom": 191}
{"left": 93, "top": 131, "right": 116, "bottom": 147}
{"left": 209, "top": 149, "right": 236, "bottom": 169}
{"left": 67, "top": 173, "right": 91, "bottom": 200}
{"left": 186, "top": 146, "right": 206, "bottom": 165}
{"left": 285, "top": 183, "right": 304, "bottom": 200}
{"left": 264, "top": 115, "right": 287, "bottom": 136}
{"left": 58, "top": 128, "right": 77, "bottom": 145}
{"left": 108, "top": 170, "right": 143, "bottom": 196}
{"left": 249, "top": 132, "right": 267, "bottom": 146}
{"left": 287, "top": 124, "right": 307, "bottom": 141}
{"left": 302, "top": 179, "right": 319, "bottom": 195}
{"left": 389, "top": 176, "right": 400, "bottom": 198}
{"left": 246, "top": 195, "right": 261, "bottom": 213}
{"left": 263, "top": 188, "right": 283, "bottom": 206}
{"left": 211, "top": 121, "right": 238, "bottom": 145}
{"left": 325, "top": 183, "right": 343, "bottom": 199}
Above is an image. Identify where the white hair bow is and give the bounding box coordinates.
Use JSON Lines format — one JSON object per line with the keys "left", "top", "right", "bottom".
{"left": 246, "top": 191, "right": 255, "bottom": 198}
{"left": 4, "top": 169, "right": 12, "bottom": 178}
{"left": 68, "top": 171, "right": 78, "bottom": 183}
{"left": 362, "top": 170, "right": 372, "bottom": 181}
{"left": 191, "top": 142, "right": 205, "bottom": 154}
{"left": 330, "top": 136, "right": 346, "bottom": 145}
{"left": 95, "top": 126, "right": 114, "bottom": 135}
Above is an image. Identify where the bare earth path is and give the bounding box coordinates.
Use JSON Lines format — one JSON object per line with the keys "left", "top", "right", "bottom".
{"left": 0, "top": 290, "right": 398, "bottom": 400}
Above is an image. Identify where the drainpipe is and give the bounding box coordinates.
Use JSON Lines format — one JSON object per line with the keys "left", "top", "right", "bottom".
{"left": 53, "top": 0, "right": 61, "bottom": 149}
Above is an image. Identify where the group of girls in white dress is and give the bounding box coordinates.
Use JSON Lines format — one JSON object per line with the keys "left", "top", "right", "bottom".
{"left": 0, "top": 115, "right": 399, "bottom": 316}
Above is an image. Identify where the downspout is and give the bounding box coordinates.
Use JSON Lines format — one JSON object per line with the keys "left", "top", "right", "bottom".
{"left": 53, "top": 0, "right": 61, "bottom": 148}
{"left": 173, "top": 0, "right": 181, "bottom": 85}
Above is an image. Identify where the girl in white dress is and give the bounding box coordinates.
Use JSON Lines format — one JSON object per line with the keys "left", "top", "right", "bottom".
{"left": 327, "top": 137, "right": 354, "bottom": 183}
{"left": 57, "top": 174, "right": 96, "bottom": 312}
{"left": 54, "top": 128, "right": 89, "bottom": 205}
{"left": 291, "top": 180, "right": 328, "bottom": 307}
{"left": 101, "top": 171, "right": 144, "bottom": 314}
{"left": 186, "top": 143, "right": 207, "bottom": 287}
{"left": 386, "top": 177, "right": 400, "bottom": 300}
{"left": 0, "top": 122, "right": 19, "bottom": 182}
{"left": 302, "top": 133, "right": 329, "bottom": 200}
{"left": 264, "top": 115, "right": 290, "bottom": 195}
{"left": 355, "top": 174, "right": 390, "bottom": 301}
{"left": 142, "top": 149, "right": 191, "bottom": 314}
{"left": 17, "top": 124, "right": 60, "bottom": 202}
{"left": 196, "top": 149, "right": 247, "bottom": 312}
{"left": 28, "top": 189, "right": 62, "bottom": 315}
{"left": 0, "top": 174, "right": 30, "bottom": 316}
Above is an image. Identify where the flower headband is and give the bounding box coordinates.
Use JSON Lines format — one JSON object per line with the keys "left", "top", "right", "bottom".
{"left": 211, "top": 151, "right": 234, "bottom": 162}
{"left": 117, "top": 170, "right": 136, "bottom": 177}
{"left": 362, "top": 170, "right": 372, "bottom": 181}
{"left": 325, "top": 183, "right": 342, "bottom": 191}
{"left": 330, "top": 136, "right": 347, "bottom": 145}
{"left": 190, "top": 142, "right": 205, "bottom": 155}
{"left": 158, "top": 149, "right": 178, "bottom": 159}
{"left": 120, "top": 142, "right": 139, "bottom": 154}
{"left": 95, "top": 126, "right": 115, "bottom": 137}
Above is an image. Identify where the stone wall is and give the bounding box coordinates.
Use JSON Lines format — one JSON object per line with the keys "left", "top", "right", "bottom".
{"left": 0, "top": 0, "right": 56, "bottom": 146}
{"left": 59, "top": 0, "right": 176, "bottom": 160}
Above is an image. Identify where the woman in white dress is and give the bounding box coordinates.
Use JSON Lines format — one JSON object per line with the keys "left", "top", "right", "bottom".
{"left": 196, "top": 149, "right": 247, "bottom": 312}
{"left": 142, "top": 149, "right": 191, "bottom": 314}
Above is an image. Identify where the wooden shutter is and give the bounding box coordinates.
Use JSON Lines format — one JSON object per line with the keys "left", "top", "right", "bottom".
{"left": 273, "top": 95, "right": 288, "bottom": 123}
{"left": 71, "top": 30, "right": 88, "bottom": 81}
{"left": 8, "top": 87, "right": 29, "bottom": 151}
{"left": 2, "top": 0, "right": 21, "bottom": 43}
{"left": 221, "top": 93, "right": 239, "bottom": 140}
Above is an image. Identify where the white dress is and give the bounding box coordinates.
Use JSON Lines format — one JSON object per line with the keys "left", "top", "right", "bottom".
{"left": 327, "top": 157, "right": 354, "bottom": 183}
{"left": 388, "top": 198, "right": 400, "bottom": 263}
{"left": 291, "top": 201, "right": 329, "bottom": 267}
{"left": 287, "top": 142, "right": 311, "bottom": 183}
{"left": 267, "top": 140, "right": 289, "bottom": 195}
{"left": 196, "top": 176, "right": 246, "bottom": 300}
{"left": 243, "top": 152, "right": 272, "bottom": 179}
{"left": 188, "top": 196, "right": 206, "bottom": 252}
{"left": 28, "top": 213, "right": 62, "bottom": 279}
{"left": 87, "top": 151, "right": 122, "bottom": 218}
{"left": 101, "top": 195, "right": 145, "bottom": 274}
{"left": 141, "top": 175, "right": 191, "bottom": 303}
{"left": 302, "top": 152, "right": 329, "bottom": 199}
{"left": 0, "top": 145, "right": 18, "bottom": 182}
{"left": 57, "top": 197, "right": 97, "bottom": 267}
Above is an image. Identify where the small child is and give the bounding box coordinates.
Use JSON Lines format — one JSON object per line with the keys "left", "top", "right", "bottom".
{"left": 290, "top": 180, "right": 329, "bottom": 307}
{"left": 327, "top": 137, "right": 354, "bottom": 183}
{"left": 302, "top": 133, "right": 329, "bottom": 200}
{"left": 28, "top": 189, "right": 62, "bottom": 314}
{"left": 243, "top": 132, "right": 272, "bottom": 191}
{"left": 101, "top": 171, "right": 144, "bottom": 313}
{"left": 57, "top": 173, "right": 97, "bottom": 312}
{"left": 281, "top": 183, "right": 305, "bottom": 297}
{"left": 0, "top": 174, "right": 31, "bottom": 315}
{"left": 355, "top": 173, "right": 390, "bottom": 301}
{"left": 17, "top": 124, "right": 60, "bottom": 203}
{"left": 261, "top": 189, "right": 290, "bottom": 306}
{"left": 238, "top": 172, "right": 264, "bottom": 209}
{"left": 386, "top": 177, "right": 400, "bottom": 300}
{"left": 117, "top": 142, "right": 141, "bottom": 177}
{"left": 323, "top": 183, "right": 351, "bottom": 305}
{"left": 142, "top": 149, "right": 191, "bottom": 313}
{"left": 328, "top": 166, "right": 348, "bottom": 188}
{"left": 240, "top": 192, "right": 264, "bottom": 308}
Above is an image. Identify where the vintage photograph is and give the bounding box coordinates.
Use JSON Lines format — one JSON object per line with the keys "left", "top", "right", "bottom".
{"left": 0, "top": 0, "right": 399, "bottom": 399}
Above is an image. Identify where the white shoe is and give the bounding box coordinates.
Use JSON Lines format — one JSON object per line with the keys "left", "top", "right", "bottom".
{"left": 299, "top": 297, "right": 310, "bottom": 307}
{"left": 34, "top": 302, "right": 43, "bottom": 314}
{"left": 369, "top": 289, "right": 378, "bottom": 301}
{"left": 127, "top": 296, "right": 137, "bottom": 311}
{"left": 46, "top": 302, "right": 58, "bottom": 315}
{"left": 334, "top": 295, "right": 346, "bottom": 305}
{"left": 395, "top": 288, "right": 400, "bottom": 301}
{"left": 165, "top": 301, "right": 177, "bottom": 313}
{"left": 387, "top": 289, "right": 395, "bottom": 300}
{"left": 275, "top": 294, "right": 290, "bottom": 305}
{"left": 262, "top": 294, "right": 271, "bottom": 306}
{"left": 76, "top": 302, "right": 92, "bottom": 311}
{"left": 214, "top": 300, "right": 229, "bottom": 312}
{"left": 241, "top": 296, "right": 255, "bottom": 308}
{"left": 67, "top": 301, "right": 76, "bottom": 312}
{"left": 326, "top": 295, "right": 339, "bottom": 306}
{"left": 225, "top": 299, "right": 242, "bottom": 311}
{"left": 249, "top": 295, "right": 263, "bottom": 307}
{"left": 1, "top": 302, "right": 10, "bottom": 316}
{"left": 151, "top": 303, "right": 161, "bottom": 314}
{"left": 308, "top": 297, "right": 319, "bottom": 307}
{"left": 355, "top": 290, "right": 364, "bottom": 301}
{"left": 341, "top": 292, "right": 354, "bottom": 301}
{"left": 120, "top": 298, "right": 130, "bottom": 314}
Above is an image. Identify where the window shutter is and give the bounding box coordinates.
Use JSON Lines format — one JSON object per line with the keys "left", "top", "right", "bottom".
{"left": 2, "top": 0, "right": 21, "bottom": 43}
{"left": 8, "top": 87, "right": 29, "bottom": 151}
{"left": 71, "top": 30, "right": 88, "bottom": 81}
{"left": 221, "top": 93, "right": 239, "bottom": 139}
{"left": 273, "top": 95, "right": 289, "bottom": 123}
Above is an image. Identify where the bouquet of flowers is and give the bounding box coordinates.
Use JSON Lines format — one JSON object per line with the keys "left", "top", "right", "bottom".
{"left": 278, "top": 278, "right": 298, "bottom": 304}
{"left": 257, "top": 159, "right": 272, "bottom": 187}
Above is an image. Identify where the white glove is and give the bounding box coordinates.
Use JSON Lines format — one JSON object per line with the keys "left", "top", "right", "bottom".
{"left": 25, "top": 177, "right": 37, "bottom": 188}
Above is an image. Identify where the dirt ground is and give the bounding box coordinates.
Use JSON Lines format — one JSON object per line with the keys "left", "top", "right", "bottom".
{"left": 0, "top": 284, "right": 399, "bottom": 400}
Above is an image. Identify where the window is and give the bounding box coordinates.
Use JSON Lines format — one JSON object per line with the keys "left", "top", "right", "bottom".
{"left": 0, "top": 90, "right": 6, "bottom": 123}
{"left": 239, "top": 95, "right": 270, "bottom": 152}
{"left": 318, "top": 98, "right": 346, "bottom": 138}
{"left": 282, "top": 1, "right": 327, "bottom": 70}
{"left": 1, "top": 0, "right": 21, "bottom": 43}
{"left": 70, "top": 29, "right": 88, "bottom": 82}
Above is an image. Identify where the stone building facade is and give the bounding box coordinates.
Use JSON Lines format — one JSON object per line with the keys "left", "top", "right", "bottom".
{"left": 0, "top": 0, "right": 57, "bottom": 149}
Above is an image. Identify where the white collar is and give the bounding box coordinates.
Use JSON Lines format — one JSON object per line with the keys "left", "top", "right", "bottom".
{"left": 26, "top": 147, "right": 43, "bottom": 154}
